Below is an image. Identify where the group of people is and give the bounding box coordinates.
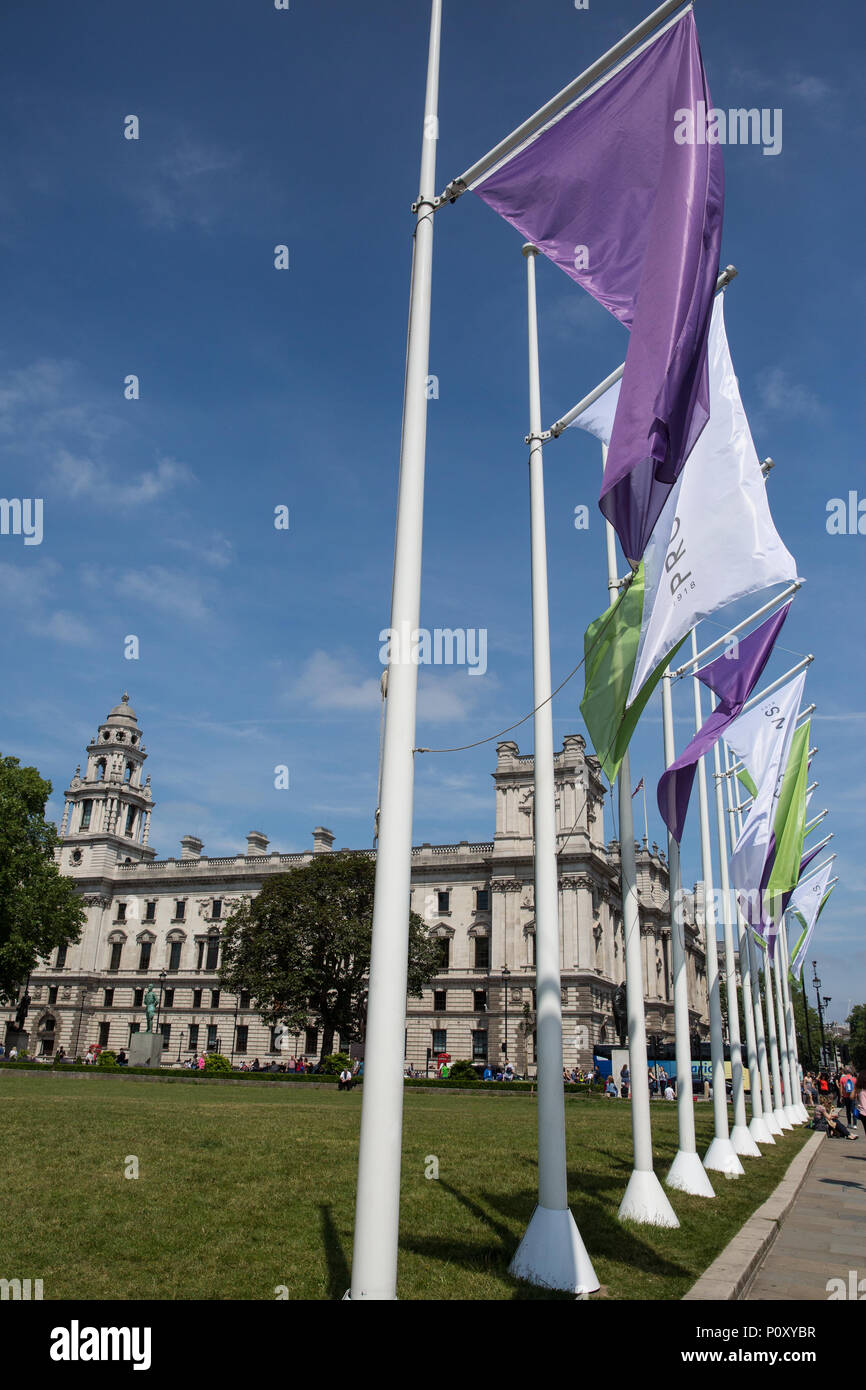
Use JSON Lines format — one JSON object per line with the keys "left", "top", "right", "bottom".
{"left": 805, "top": 1066, "right": 866, "bottom": 1141}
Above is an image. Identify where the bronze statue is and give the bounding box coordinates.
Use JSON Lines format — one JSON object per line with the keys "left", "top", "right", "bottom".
{"left": 14, "top": 992, "right": 31, "bottom": 1031}
{"left": 143, "top": 986, "right": 157, "bottom": 1033}
{"left": 612, "top": 982, "right": 627, "bottom": 1047}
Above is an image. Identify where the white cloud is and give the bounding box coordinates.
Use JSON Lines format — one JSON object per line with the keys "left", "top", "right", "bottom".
{"left": 52, "top": 450, "right": 195, "bottom": 505}
{"left": 755, "top": 366, "right": 821, "bottom": 420}
{"left": 291, "top": 651, "right": 382, "bottom": 713}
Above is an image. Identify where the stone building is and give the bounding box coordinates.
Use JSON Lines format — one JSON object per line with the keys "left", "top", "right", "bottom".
{"left": 10, "top": 695, "right": 709, "bottom": 1070}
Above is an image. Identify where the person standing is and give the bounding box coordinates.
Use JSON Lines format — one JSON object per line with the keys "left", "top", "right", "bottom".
{"left": 856, "top": 1072, "right": 866, "bottom": 1140}
{"left": 840, "top": 1066, "right": 856, "bottom": 1126}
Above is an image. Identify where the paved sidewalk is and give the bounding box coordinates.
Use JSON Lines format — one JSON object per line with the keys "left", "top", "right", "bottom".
{"left": 744, "top": 1133, "right": 866, "bottom": 1300}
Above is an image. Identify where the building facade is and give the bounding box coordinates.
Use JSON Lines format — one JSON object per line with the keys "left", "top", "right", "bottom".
{"left": 9, "top": 695, "right": 709, "bottom": 1070}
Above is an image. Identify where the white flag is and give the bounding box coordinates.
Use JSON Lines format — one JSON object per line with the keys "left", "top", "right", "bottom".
{"left": 726, "top": 671, "right": 807, "bottom": 911}
{"left": 570, "top": 297, "right": 797, "bottom": 706}
{"left": 788, "top": 859, "right": 836, "bottom": 977}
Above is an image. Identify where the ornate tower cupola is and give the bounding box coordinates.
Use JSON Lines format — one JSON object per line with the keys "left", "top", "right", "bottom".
{"left": 57, "top": 693, "right": 156, "bottom": 873}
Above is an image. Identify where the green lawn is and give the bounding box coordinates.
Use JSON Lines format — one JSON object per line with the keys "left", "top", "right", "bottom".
{"left": 0, "top": 1072, "right": 809, "bottom": 1300}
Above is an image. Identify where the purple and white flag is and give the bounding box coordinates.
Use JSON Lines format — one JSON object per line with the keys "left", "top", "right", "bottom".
{"left": 474, "top": 10, "right": 724, "bottom": 562}
{"left": 657, "top": 603, "right": 790, "bottom": 844}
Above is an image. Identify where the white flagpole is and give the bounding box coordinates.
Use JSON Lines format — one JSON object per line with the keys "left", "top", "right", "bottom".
{"left": 779, "top": 920, "right": 809, "bottom": 1122}
{"left": 602, "top": 450, "right": 678, "bottom": 1228}
{"left": 771, "top": 932, "right": 800, "bottom": 1125}
{"left": 688, "top": 632, "right": 744, "bottom": 1177}
{"left": 762, "top": 950, "right": 792, "bottom": 1130}
{"left": 511, "top": 246, "right": 599, "bottom": 1293}
{"left": 662, "top": 673, "right": 716, "bottom": 1197}
{"left": 710, "top": 699, "right": 761, "bottom": 1159}
{"left": 722, "top": 739, "right": 773, "bottom": 1144}
{"left": 349, "top": 0, "right": 442, "bottom": 1300}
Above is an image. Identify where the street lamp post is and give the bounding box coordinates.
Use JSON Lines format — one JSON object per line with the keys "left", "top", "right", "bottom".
{"left": 812, "top": 963, "right": 828, "bottom": 1070}
{"left": 176, "top": 1025, "right": 184, "bottom": 1064}
{"left": 800, "top": 972, "right": 814, "bottom": 1070}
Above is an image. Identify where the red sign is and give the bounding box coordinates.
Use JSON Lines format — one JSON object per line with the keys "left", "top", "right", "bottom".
{"left": 437, "top": 1053, "right": 451, "bottom": 1063}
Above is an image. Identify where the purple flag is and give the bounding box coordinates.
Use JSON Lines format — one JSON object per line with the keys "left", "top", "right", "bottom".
{"left": 474, "top": 11, "right": 723, "bottom": 563}
{"left": 657, "top": 604, "right": 790, "bottom": 844}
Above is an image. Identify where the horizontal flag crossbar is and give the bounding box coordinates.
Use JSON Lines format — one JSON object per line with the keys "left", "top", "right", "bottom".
{"left": 545, "top": 266, "right": 738, "bottom": 439}
{"left": 670, "top": 582, "right": 803, "bottom": 676}
{"left": 736, "top": 655, "right": 813, "bottom": 714}
{"left": 438, "top": 0, "right": 693, "bottom": 206}
{"left": 805, "top": 809, "right": 829, "bottom": 833}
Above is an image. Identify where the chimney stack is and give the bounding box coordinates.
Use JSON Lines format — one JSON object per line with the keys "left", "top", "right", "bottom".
{"left": 246, "top": 831, "right": 269, "bottom": 857}
{"left": 180, "top": 836, "right": 203, "bottom": 861}
{"left": 312, "top": 826, "right": 335, "bottom": 854}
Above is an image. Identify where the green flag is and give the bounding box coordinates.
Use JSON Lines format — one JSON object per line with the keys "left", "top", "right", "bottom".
{"left": 579, "top": 563, "right": 682, "bottom": 783}
{"left": 767, "top": 720, "right": 810, "bottom": 901}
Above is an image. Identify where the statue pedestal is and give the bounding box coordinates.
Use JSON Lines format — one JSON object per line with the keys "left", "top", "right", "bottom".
{"left": 129, "top": 1033, "right": 164, "bottom": 1068}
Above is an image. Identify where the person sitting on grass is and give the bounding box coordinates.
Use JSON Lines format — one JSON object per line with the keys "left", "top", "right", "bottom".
{"left": 605, "top": 1078, "right": 618, "bottom": 1099}
{"left": 338, "top": 1067, "right": 354, "bottom": 1091}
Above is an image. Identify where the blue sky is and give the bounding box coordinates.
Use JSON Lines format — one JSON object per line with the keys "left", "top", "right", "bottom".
{"left": 1, "top": 0, "right": 863, "bottom": 1019}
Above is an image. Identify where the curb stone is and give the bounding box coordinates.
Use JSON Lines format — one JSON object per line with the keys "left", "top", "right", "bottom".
{"left": 682, "top": 1131, "right": 824, "bottom": 1301}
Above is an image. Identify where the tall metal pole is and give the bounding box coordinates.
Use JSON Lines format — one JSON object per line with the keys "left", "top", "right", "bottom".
{"left": 662, "top": 674, "right": 715, "bottom": 1197}
{"left": 689, "top": 632, "right": 743, "bottom": 1177}
{"left": 800, "top": 968, "right": 814, "bottom": 1072}
{"left": 711, "top": 712, "right": 760, "bottom": 1159}
{"left": 772, "top": 935, "right": 800, "bottom": 1125}
{"left": 763, "top": 952, "right": 792, "bottom": 1129}
{"left": 812, "top": 965, "right": 828, "bottom": 1070}
{"left": 722, "top": 740, "right": 772, "bottom": 1145}
{"left": 603, "top": 453, "right": 677, "bottom": 1228}
{"left": 349, "top": 0, "right": 442, "bottom": 1300}
{"left": 509, "top": 245, "right": 599, "bottom": 1292}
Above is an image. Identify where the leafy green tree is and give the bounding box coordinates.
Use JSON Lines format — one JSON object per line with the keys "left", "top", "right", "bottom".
{"left": 788, "top": 973, "right": 824, "bottom": 1070}
{"left": 219, "top": 854, "right": 439, "bottom": 1060}
{"left": 0, "top": 755, "right": 86, "bottom": 1003}
{"left": 848, "top": 1003, "right": 866, "bottom": 1071}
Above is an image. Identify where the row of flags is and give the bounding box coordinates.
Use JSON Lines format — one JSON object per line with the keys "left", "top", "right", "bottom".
{"left": 471, "top": 5, "right": 836, "bottom": 978}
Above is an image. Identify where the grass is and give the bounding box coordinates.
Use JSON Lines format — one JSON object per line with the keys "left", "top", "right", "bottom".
{"left": 0, "top": 1071, "right": 810, "bottom": 1300}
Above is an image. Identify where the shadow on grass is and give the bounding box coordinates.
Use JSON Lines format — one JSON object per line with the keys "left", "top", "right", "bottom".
{"left": 318, "top": 1204, "right": 350, "bottom": 1301}
{"left": 398, "top": 1173, "right": 691, "bottom": 1298}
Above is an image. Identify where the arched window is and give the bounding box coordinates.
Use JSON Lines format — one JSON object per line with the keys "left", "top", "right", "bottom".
{"left": 96, "top": 759, "right": 107, "bottom": 781}
{"left": 124, "top": 763, "right": 133, "bottom": 783}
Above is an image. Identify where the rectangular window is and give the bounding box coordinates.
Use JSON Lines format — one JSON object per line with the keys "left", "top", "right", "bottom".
{"left": 473, "top": 989, "right": 487, "bottom": 1012}
{"left": 48, "top": 985, "right": 58, "bottom": 1005}
{"left": 116, "top": 903, "right": 127, "bottom": 922}
{"left": 304, "top": 1027, "right": 318, "bottom": 1056}
{"left": 128, "top": 1022, "right": 140, "bottom": 1043}
{"left": 188, "top": 1024, "right": 199, "bottom": 1052}
{"left": 98, "top": 1021, "right": 110, "bottom": 1048}
{"left": 270, "top": 1027, "right": 283, "bottom": 1053}
{"left": 471, "top": 1031, "right": 488, "bottom": 1061}
{"left": 196, "top": 941, "right": 205, "bottom": 970}
{"left": 433, "top": 989, "right": 447, "bottom": 1012}
{"left": 436, "top": 937, "right": 450, "bottom": 969}
{"left": 476, "top": 888, "right": 490, "bottom": 912}
{"left": 168, "top": 942, "right": 182, "bottom": 972}
{"left": 163, "top": 989, "right": 174, "bottom": 1009}
{"left": 80, "top": 800, "right": 92, "bottom": 830}
{"left": 134, "top": 988, "right": 144, "bottom": 1007}
{"left": 108, "top": 942, "right": 123, "bottom": 972}
{"left": 432, "top": 1029, "right": 447, "bottom": 1055}
{"left": 437, "top": 890, "right": 450, "bottom": 913}
{"left": 211, "top": 989, "right": 220, "bottom": 1008}
{"left": 205, "top": 937, "right": 220, "bottom": 971}
{"left": 145, "top": 901, "right": 156, "bottom": 921}
{"left": 236, "top": 1025, "right": 248, "bottom": 1053}
{"left": 56, "top": 944, "right": 67, "bottom": 969}
{"left": 138, "top": 942, "right": 152, "bottom": 971}
{"left": 212, "top": 899, "right": 222, "bottom": 919}
{"left": 239, "top": 991, "right": 251, "bottom": 1010}
{"left": 206, "top": 1024, "right": 218, "bottom": 1052}
{"left": 529, "top": 933, "right": 536, "bottom": 966}
{"left": 192, "top": 989, "right": 202, "bottom": 1009}
{"left": 103, "top": 988, "right": 114, "bottom": 1007}
{"left": 160, "top": 1024, "right": 171, "bottom": 1050}
{"left": 474, "top": 937, "right": 490, "bottom": 969}
{"left": 175, "top": 901, "right": 186, "bottom": 921}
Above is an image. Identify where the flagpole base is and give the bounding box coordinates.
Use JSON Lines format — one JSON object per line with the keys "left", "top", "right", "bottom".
{"left": 749, "top": 1115, "right": 775, "bottom": 1144}
{"left": 618, "top": 1168, "right": 680, "bottom": 1227}
{"left": 794, "top": 1103, "right": 810, "bottom": 1123}
{"left": 508, "top": 1205, "right": 600, "bottom": 1295}
{"left": 666, "top": 1149, "right": 716, "bottom": 1197}
{"left": 703, "top": 1136, "right": 745, "bottom": 1177}
{"left": 783, "top": 1105, "right": 801, "bottom": 1127}
{"left": 764, "top": 1110, "right": 783, "bottom": 1136}
{"left": 730, "top": 1123, "right": 762, "bottom": 1158}
{"left": 774, "top": 1107, "right": 793, "bottom": 1131}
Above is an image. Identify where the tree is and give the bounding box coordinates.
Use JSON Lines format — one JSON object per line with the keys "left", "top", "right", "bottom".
{"left": 848, "top": 1003, "right": 866, "bottom": 1071}
{"left": 0, "top": 755, "right": 86, "bottom": 1004}
{"left": 788, "top": 972, "right": 823, "bottom": 1070}
{"left": 219, "top": 853, "right": 440, "bottom": 1060}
